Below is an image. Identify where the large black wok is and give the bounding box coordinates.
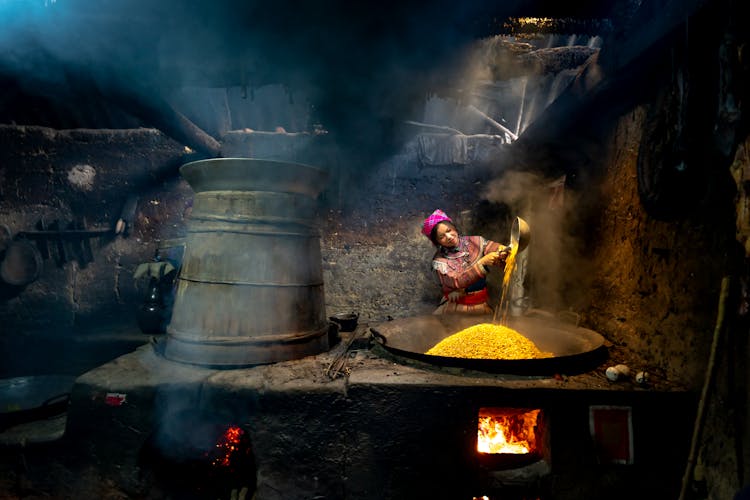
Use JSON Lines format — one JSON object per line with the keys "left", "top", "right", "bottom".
{"left": 370, "top": 312, "right": 607, "bottom": 375}
{"left": 0, "top": 375, "right": 75, "bottom": 431}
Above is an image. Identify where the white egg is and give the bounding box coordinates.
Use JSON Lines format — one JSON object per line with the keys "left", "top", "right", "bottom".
{"left": 614, "top": 364, "right": 631, "bottom": 377}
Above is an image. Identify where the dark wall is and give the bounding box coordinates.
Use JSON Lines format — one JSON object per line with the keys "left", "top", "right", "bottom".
{"left": 0, "top": 126, "right": 189, "bottom": 376}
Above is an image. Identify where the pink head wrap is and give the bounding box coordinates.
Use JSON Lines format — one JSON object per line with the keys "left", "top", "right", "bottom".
{"left": 422, "top": 209, "right": 452, "bottom": 238}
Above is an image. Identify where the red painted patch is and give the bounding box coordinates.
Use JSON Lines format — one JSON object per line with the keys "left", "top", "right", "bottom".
{"left": 104, "top": 393, "right": 127, "bottom": 406}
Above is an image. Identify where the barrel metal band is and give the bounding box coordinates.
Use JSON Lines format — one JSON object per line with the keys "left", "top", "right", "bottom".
{"left": 167, "top": 327, "right": 327, "bottom": 345}
{"left": 189, "top": 212, "right": 317, "bottom": 226}
{"left": 187, "top": 218, "right": 319, "bottom": 237}
{"left": 177, "top": 276, "right": 324, "bottom": 287}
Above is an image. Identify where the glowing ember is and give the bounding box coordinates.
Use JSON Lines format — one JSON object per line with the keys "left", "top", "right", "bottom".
{"left": 477, "top": 408, "right": 540, "bottom": 455}
{"left": 212, "top": 425, "right": 244, "bottom": 467}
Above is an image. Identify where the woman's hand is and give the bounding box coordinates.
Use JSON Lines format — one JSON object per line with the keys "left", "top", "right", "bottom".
{"left": 479, "top": 251, "right": 502, "bottom": 268}
{"left": 498, "top": 246, "right": 510, "bottom": 261}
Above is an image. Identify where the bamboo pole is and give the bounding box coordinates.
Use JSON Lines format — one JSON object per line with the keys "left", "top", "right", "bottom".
{"left": 678, "top": 276, "right": 732, "bottom": 500}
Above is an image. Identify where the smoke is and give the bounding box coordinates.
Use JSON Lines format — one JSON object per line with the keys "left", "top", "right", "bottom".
{"left": 0, "top": 1, "right": 608, "bottom": 166}
{"left": 483, "top": 170, "right": 541, "bottom": 208}
{"left": 0, "top": 0, "right": 512, "bottom": 157}
{"left": 482, "top": 169, "right": 592, "bottom": 312}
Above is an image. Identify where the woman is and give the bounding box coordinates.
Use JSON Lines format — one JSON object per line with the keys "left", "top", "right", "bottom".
{"left": 422, "top": 209, "right": 508, "bottom": 314}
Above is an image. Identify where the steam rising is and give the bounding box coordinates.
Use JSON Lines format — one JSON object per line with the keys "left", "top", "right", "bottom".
{"left": 483, "top": 170, "right": 591, "bottom": 312}
{"left": 0, "top": 2, "right": 604, "bottom": 156}
{"left": 0, "top": 0, "right": 506, "bottom": 154}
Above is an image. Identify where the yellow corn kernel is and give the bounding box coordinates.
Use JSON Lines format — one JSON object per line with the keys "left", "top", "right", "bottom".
{"left": 426, "top": 323, "right": 551, "bottom": 360}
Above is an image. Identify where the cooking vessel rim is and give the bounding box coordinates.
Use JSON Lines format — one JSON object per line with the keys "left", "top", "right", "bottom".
{"left": 370, "top": 313, "right": 608, "bottom": 375}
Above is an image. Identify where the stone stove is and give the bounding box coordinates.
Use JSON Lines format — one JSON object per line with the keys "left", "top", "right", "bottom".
{"left": 61, "top": 324, "right": 696, "bottom": 500}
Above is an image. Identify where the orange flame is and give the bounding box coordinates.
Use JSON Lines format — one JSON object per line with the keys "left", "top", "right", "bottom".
{"left": 212, "top": 425, "right": 244, "bottom": 467}
{"left": 477, "top": 408, "right": 540, "bottom": 455}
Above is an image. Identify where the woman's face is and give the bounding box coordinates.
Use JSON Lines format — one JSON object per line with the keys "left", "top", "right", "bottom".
{"left": 435, "top": 222, "right": 459, "bottom": 248}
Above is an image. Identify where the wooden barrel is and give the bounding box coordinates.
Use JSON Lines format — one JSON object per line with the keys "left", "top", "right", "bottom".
{"left": 162, "top": 158, "right": 330, "bottom": 367}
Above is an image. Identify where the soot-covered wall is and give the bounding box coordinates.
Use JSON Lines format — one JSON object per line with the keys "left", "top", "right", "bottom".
{"left": 0, "top": 126, "right": 189, "bottom": 375}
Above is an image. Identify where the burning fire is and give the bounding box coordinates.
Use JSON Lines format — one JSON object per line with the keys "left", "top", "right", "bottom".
{"left": 477, "top": 408, "right": 540, "bottom": 455}
{"left": 212, "top": 425, "right": 244, "bottom": 467}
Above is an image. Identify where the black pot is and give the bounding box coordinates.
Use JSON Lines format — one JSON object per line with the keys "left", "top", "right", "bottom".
{"left": 329, "top": 312, "right": 358, "bottom": 332}
{"left": 137, "top": 277, "right": 168, "bottom": 334}
{"left": 328, "top": 321, "right": 340, "bottom": 347}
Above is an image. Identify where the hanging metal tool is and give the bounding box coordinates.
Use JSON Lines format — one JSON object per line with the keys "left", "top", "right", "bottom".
{"left": 15, "top": 218, "right": 113, "bottom": 268}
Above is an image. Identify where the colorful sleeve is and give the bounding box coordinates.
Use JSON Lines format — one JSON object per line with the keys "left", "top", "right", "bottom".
{"left": 432, "top": 257, "right": 486, "bottom": 293}
{"left": 480, "top": 236, "right": 502, "bottom": 254}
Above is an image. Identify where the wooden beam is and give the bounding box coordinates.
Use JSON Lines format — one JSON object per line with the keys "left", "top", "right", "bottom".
{"left": 100, "top": 80, "right": 222, "bottom": 158}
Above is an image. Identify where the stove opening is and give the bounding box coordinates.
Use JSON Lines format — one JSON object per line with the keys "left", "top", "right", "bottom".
{"left": 139, "top": 410, "right": 256, "bottom": 499}
{"left": 477, "top": 407, "right": 544, "bottom": 469}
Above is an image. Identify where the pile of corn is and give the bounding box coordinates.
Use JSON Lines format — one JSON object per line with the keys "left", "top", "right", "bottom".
{"left": 426, "top": 323, "right": 551, "bottom": 360}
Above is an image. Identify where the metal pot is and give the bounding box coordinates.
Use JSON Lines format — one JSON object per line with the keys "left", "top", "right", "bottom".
{"left": 163, "top": 158, "right": 330, "bottom": 368}
{"left": 329, "top": 312, "right": 358, "bottom": 332}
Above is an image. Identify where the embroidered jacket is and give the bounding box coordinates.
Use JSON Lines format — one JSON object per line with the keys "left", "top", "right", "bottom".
{"left": 431, "top": 235, "right": 502, "bottom": 297}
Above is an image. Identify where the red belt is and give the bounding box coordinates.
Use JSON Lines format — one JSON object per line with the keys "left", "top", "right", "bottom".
{"left": 447, "top": 288, "right": 488, "bottom": 305}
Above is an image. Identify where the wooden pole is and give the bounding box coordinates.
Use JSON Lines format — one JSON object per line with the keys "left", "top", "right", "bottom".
{"left": 678, "top": 276, "right": 732, "bottom": 500}
{"left": 466, "top": 105, "right": 518, "bottom": 141}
